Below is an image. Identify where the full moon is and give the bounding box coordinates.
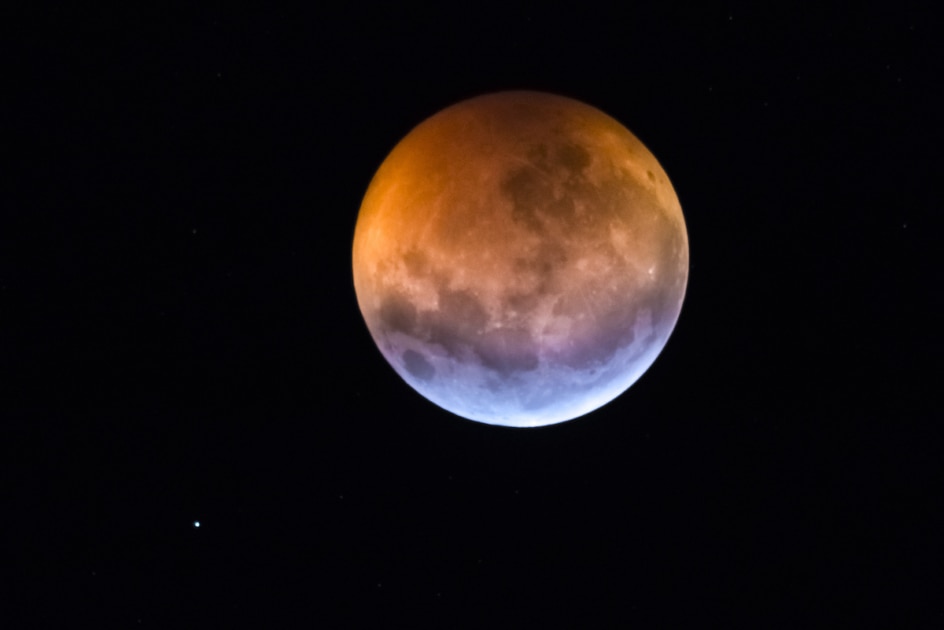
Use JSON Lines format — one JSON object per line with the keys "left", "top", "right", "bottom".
{"left": 352, "top": 91, "right": 688, "bottom": 428}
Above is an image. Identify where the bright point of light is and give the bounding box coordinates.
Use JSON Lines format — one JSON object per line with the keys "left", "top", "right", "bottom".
{"left": 193, "top": 521, "right": 200, "bottom": 528}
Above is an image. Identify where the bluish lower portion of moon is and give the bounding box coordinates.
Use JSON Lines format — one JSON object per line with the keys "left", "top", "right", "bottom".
{"left": 374, "top": 305, "right": 676, "bottom": 428}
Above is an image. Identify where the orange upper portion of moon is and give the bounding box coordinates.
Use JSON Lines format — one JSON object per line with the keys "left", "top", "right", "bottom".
{"left": 353, "top": 91, "right": 687, "bottom": 376}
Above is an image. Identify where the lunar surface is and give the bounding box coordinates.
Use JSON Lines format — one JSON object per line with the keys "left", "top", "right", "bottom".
{"left": 352, "top": 91, "right": 688, "bottom": 427}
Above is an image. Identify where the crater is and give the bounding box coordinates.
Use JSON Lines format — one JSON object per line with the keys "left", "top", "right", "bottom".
{"left": 379, "top": 292, "right": 418, "bottom": 334}
{"left": 402, "top": 349, "right": 435, "bottom": 381}
{"left": 556, "top": 142, "right": 592, "bottom": 175}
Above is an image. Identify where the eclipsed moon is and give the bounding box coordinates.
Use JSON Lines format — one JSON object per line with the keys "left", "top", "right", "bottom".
{"left": 352, "top": 91, "right": 688, "bottom": 428}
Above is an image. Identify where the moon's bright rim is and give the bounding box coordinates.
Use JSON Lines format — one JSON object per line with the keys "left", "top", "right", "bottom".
{"left": 353, "top": 91, "right": 688, "bottom": 427}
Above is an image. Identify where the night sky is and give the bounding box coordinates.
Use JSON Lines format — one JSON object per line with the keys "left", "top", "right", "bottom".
{"left": 6, "top": 3, "right": 941, "bottom": 626}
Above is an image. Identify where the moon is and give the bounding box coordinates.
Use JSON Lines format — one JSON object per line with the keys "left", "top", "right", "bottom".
{"left": 352, "top": 91, "right": 688, "bottom": 428}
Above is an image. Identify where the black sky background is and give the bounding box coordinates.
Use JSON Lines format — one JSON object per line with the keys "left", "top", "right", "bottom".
{"left": 5, "top": 3, "right": 942, "bottom": 627}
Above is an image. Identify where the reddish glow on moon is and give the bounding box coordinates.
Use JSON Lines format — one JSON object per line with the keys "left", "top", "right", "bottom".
{"left": 353, "top": 91, "right": 688, "bottom": 427}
